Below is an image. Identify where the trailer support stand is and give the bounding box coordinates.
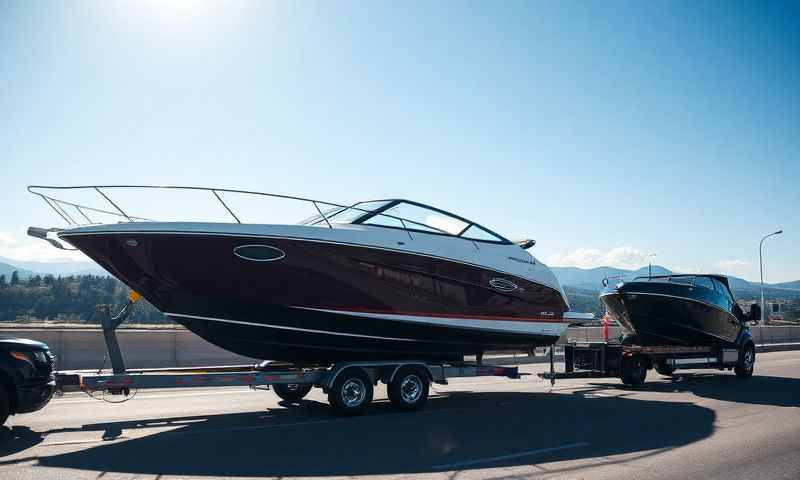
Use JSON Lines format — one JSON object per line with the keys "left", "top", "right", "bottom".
{"left": 98, "top": 299, "right": 137, "bottom": 375}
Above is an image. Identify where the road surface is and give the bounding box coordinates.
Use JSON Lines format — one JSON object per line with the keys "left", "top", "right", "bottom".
{"left": 1, "top": 350, "right": 799, "bottom": 479}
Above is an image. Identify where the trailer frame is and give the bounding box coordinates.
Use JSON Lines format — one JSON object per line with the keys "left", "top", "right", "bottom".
{"left": 54, "top": 299, "right": 525, "bottom": 415}
{"left": 539, "top": 331, "right": 756, "bottom": 387}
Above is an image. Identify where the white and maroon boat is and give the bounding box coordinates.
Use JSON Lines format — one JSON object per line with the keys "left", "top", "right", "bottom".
{"left": 28, "top": 185, "right": 584, "bottom": 364}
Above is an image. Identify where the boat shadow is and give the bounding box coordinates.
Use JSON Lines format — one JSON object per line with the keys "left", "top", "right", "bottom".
{"left": 587, "top": 372, "right": 800, "bottom": 408}
{"left": 6, "top": 390, "right": 716, "bottom": 476}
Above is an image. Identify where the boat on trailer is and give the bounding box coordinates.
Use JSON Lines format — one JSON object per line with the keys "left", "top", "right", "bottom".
{"left": 28, "top": 185, "right": 586, "bottom": 365}
{"left": 600, "top": 274, "right": 759, "bottom": 346}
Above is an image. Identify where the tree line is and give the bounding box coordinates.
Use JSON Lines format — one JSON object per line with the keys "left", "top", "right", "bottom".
{"left": 0, "top": 272, "right": 166, "bottom": 323}
{"left": 0, "top": 270, "right": 796, "bottom": 324}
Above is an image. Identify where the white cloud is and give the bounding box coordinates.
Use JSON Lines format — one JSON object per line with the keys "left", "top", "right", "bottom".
{"left": 714, "top": 259, "right": 753, "bottom": 277}
{"left": 545, "top": 246, "right": 653, "bottom": 270}
{"left": 0, "top": 231, "right": 88, "bottom": 263}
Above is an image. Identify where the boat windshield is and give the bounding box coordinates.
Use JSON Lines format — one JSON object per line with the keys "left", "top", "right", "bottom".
{"left": 299, "top": 199, "right": 508, "bottom": 243}
{"left": 299, "top": 200, "right": 391, "bottom": 226}
{"left": 636, "top": 276, "right": 695, "bottom": 285}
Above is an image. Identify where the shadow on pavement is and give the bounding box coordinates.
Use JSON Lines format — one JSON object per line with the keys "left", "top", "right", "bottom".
{"left": 0, "top": 426, "right": 44, "bottom": 459}
{"left": 2, "top": 390, "right": 716, "bottom": 476}
{"left": 589, "top": 373, "right": 800, "bottom": 408}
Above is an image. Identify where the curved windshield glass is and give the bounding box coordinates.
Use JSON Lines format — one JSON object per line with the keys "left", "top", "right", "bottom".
{"left": 299, "top": 200, "right": 390, "bottom": 226}
{"left": 365, "top": 202, "right": 468, "bottom": 235}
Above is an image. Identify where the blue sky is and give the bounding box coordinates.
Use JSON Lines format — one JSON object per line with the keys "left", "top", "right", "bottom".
{"left": 1, "top": 1, "right": 797, "bottom": 282}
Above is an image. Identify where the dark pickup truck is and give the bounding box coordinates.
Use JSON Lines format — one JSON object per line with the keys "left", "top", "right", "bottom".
{"left": 0, "top": 336, "right": 56, "bottom": 426}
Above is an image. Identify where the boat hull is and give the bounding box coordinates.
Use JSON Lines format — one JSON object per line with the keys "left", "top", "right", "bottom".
{"left": 61, "top": 227, "right": 569, "bottom": 362}
{"left": 601, "top": 282, "right": 742, "bottom": 346}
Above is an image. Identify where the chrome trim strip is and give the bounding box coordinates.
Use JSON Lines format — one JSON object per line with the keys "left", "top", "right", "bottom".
{"left": 59, "top": 229, "right": 562, "bottom": 293}
{"left": 165, "top": 312, "right": 421, "bottom": 342}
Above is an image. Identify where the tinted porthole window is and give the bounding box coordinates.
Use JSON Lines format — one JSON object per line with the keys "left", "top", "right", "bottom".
{"left": 233, "top": 245, "right": 286, "bottom": 262}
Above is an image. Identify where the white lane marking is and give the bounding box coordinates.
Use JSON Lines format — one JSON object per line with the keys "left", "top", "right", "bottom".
{"left": 433, "top": 442, "right": 590, "bottom": 470}
{"left": 165, "top": 312, "right": 421, "bottom": 342}
{"left": 42, "top": 437, "right": 129, "bottom": 446}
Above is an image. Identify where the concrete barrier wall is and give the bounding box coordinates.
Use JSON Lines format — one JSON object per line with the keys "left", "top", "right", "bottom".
{"left": 0, "top": 328, "right": 254, "bottom": 370}
{"left": 1, "top": 326, "right": 798, "bottom": 370}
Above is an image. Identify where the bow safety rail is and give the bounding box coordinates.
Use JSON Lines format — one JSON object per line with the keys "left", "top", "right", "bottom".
{"left": 27, "top": 184, "right": 516, "bottom": 247}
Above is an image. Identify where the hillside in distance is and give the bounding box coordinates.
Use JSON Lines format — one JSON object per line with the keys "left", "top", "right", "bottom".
{"left": 550, "top": 265, "right": 800, "bottom": 300}
{"left": 0, "top": 256, "right": 107, "bottom": 278}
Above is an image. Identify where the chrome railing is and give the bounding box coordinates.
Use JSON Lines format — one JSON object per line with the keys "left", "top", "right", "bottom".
{"left": 27, "top": 185, "right": 452, "bottom": 237}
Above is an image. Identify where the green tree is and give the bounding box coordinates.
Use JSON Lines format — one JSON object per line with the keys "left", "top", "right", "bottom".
{"left": 10, "top": 271, "right": 20, "bottom": 285}
{"left": 0, "top": 274, "right": 6, "bottom": 287}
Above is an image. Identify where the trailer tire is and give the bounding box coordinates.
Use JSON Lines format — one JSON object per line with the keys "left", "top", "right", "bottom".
{"left": 388, "top": 367, "right": 429, "bottom": 412}
{"left": 621, "top": 355, "right": 647, "bottom": 386}
{"left": 0, "top": 384, "right": 9, "bottom": 426}
{"left": 273, "top": 383, "right": 313, "bottom": 402}
{"left": 328, "top": 368, "right": 373, "bottom": 416}
{"left": 734, "top": 343, "right": 755, "bottom": 378}
{"left": 654, "top": 361, "right": 675, "bottom": 376}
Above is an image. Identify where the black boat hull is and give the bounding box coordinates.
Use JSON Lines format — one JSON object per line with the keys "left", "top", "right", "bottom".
{"left": 601, "top": 281, "right": 743, "bottom": 346}
{"left": 61, "top": 229, "right": 569, "bottom": 363}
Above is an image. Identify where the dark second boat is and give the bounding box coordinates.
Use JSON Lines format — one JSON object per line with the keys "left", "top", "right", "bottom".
{"left": 600, "top": 274, "right": 758, "bottom": 346}
{"left": 29, "top": 185, "right": 587, "bottom": 364}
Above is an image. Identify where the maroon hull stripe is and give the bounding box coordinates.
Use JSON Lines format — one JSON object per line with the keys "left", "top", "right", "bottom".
{"left": 294, "top": 306, "right": 566, "bottom": 323}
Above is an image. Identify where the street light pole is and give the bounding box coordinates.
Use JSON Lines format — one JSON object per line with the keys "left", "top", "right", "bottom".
{"left": 759, "top": 230, "right": 783, "bottom": 325}
{"left": 647, "top": 253, "right": 656, "bottom": 277}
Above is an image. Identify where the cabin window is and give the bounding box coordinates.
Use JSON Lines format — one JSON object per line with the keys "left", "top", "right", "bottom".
{"left": 693, "top": 277, "right": 715, "bottom": 291}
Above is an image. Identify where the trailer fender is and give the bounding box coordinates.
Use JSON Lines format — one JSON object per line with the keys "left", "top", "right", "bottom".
{"left": 387, "top": 363, "right": 433, "bottom": 384}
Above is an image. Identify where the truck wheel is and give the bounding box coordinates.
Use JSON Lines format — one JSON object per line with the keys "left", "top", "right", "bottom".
{"left": 734, "top": 343, "right": 755, "bottom": 378}
{"left": 388, "top": 367, "right": 429, "bottom": 411}
{"left": 654, "top": 361, "right": 675, "bottom": 376}
{"left": 621, "top": 355, "right": 647, "bottom": 386}
{"left": 273, "top": 383, "right": 313, "bottom": 402}
{"left": 328, "top": 368, "right": 373, "bottom": 416}
{"left": 0, "top": 384, "right": 9, "bottom": 426}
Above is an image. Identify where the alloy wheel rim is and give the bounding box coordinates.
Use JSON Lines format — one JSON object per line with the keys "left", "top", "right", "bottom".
{"left": 341, "top": 378, "right": 366, "bottom": 407}
{"left": 744, "top": 349, "right": 754, "bottom": 370}
{"left": 400, "top": 375, "right": 422, "bottom": 404}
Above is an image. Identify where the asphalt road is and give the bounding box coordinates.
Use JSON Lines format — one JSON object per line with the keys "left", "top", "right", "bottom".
{"left": 1, "top": 350, "right": 799, "bottom": 480}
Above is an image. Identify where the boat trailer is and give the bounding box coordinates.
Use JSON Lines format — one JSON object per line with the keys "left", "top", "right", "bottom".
{"left": 55, "top": 295, "right": 524, "bottom": 415}
{"left": 539, "top": 340, "right": 754, "bottom": 387}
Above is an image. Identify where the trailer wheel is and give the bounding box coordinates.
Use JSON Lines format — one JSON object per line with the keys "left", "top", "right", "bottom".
{"left": 328, "top": 368, "right": 373, "bottom": 416}
{"left": 734, "top": 343, "right": 755, "bottom": 378}
{"left": 654, "top": 361, "right": 675, "bottom": 376}
{"left": 388, "top": 367, "right": 429, "bottom": 411}
{"left": 273, "top": 383, "right": 313, "bottom": 402}
{"left": 621, "top": 355, "right": 647, "bottom": 386}
{"left": 0, "top": 384, "right": 9, "bottom": 426}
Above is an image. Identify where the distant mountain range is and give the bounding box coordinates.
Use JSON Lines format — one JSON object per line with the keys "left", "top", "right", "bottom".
{"left": 550, "top": 265, "right": 800, "bottom": 298}
{"left": 0, "top": 256, "right": 107, "bottom": 279}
